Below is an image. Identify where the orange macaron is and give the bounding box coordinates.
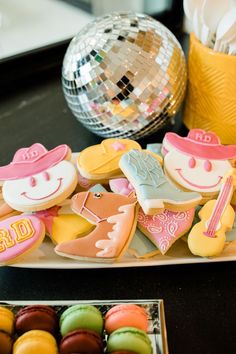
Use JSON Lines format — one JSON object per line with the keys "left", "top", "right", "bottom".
{"left": 104, "top": 304, "right": 148, "bottom": 335}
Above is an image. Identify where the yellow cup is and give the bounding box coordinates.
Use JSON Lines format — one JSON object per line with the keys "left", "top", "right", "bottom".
{"left": 183, "top": 33, "right": 236, "bottom": 144}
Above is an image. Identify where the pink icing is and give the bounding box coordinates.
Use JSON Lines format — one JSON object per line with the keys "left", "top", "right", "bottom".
{"left": 188, "top": 129, "right": 220, "bottom": 144}
{"left": 0, "top": 215, "right": 45, "bottom": 262}
{"left": 138, "top": 208, "right": 194, "bottom": 254}
{"left": 21, "top": 178, "right": 63, "bottom": 200}
{"left": 43, "top": 171, "right": 50, "bottom": 181}
{"left": 109, "top": 178, "right": 134, "bottom": 196}
{"left": 35, "top": 206, "right": 60, "bottom": 234}
{"left": 204, "top": 175, "right": 233, "bottom": 237}
{"left": 77, "top": 170, "right": 94, "bottom": 189}
{"left": 30, "top": 177, "right": 37, "bottom": 187}
{"left": 175, "top": 169, "right": 222, "bottom": 189}
{"left": 204, "top": 160, "right": 212, "bottom": 172}
{"left": 164, "top": 130, "right": 236, "bottom": 160}
{"left": 111, "top": 141, "right": 126, "bottom": 151}
{"left": 0, "top": 144, "right": 69, "bottom": 180}
{"left": 188, "top": 157, "right": 196, "bottom": 168}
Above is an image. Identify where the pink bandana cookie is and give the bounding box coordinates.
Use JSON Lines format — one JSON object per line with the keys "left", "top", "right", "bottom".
{"left": 138, "top": 208, "right": 195, "bottom": 254}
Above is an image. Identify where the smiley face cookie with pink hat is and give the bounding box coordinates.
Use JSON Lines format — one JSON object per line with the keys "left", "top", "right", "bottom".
{"left": 0, "top": 143, "right": 78, "bottom": 212}
{"left": 163, "top": 129, "right": 236, "bottom": 203}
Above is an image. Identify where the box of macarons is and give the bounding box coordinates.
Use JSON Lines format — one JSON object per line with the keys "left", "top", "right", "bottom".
{"left": 0, "top": 299, "right": 168, "bottom": 354}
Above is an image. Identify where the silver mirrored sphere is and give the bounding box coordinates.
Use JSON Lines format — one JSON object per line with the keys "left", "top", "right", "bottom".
{"left": 62, "top": 12, "right": 187, "bottom": 139}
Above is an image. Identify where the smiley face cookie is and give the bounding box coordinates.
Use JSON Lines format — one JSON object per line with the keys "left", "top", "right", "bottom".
{"left": 0, "top": 144, "right": 78, "bottom": 212}
{"left": 77, "top": 138, "right": 141, "bottom": 181}
{"left": 163, "top": 129, "right": 236, "bottom": 202}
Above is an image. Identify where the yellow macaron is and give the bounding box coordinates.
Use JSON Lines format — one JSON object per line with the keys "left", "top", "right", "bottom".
{"left": 0, "top": 306, "right": 14, "bottom": 334}
{"left": 13, "top": 330, "right": 58, "bottom": 354}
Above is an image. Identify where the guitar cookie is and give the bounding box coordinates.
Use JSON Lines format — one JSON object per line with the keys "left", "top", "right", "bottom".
{"left": 188, "top": 169, "right": 236, "bottom": 257}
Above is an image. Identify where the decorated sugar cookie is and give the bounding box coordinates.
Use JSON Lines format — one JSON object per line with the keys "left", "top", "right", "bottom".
{"left": 119, "top": 149, "right": 201, "bottom": 215}
{"left": 188, "top": 169, "right": 236, "bottom": 257}
{"left": 0, "top": 144, "right": 78, "bottom": 212}
{"left": 55, "top": 191, "right": 138, "bottom": 262}
{"left": 0, "top": 214, "right": 45, "bottom": 265}
{"left": 35, "top": 202, "right": 94, "bottom": 245}
{"left": 138, "top": 208, "right": 195, "bottom": 254}
{"left": 163, "top": 129, "right": 236, "bottom": 202}
{"left": 77, "top": 138, "right": 141, "bottom": 181}
{"left": 0, "top": 201, "right": 21, "bottom": 221}
{"left": 109, "top": 177, "right": 195, "bottom": 254}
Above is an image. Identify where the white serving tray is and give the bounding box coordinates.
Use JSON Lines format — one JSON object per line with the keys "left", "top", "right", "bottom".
{"left": 8, "top": 236, "right": 236, "bottom": 269}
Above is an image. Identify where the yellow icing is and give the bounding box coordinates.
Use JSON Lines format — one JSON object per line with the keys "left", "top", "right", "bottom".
{"left": 51, "top": 214, "right": 94, "bottom": 244}
{"left": 0, "top": 229, "right": 15, "bottom": 252}
{"left": 188, "top": 171, "right": 236, "bottom": 257}
{"left": 77, "top": 138, "right": 141, "bottom": 177}
{"left": 11, "top": 219, "right": 35, "bottom": 243}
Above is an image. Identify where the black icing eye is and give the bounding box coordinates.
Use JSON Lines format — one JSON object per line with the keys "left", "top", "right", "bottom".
{"left": 94, "top": 192, "right": 102, "bottom": 199}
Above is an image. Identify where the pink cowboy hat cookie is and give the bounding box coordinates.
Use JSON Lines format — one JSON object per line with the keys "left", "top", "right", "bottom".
{"left": 0, "top": 143, "right": 78, "bottom": 212}
{"left": 163, "top": 129, "right": 236, "bottom": 160}
{"left": 0, "top": 143, "right": 70, "bottom": 180}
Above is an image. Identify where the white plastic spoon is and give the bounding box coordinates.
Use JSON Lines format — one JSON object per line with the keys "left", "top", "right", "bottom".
{"left": 183, "top": 0, "right": 204, "bottom": 21}
{"left": 228, "top": 41, "right": 236, "bottom": 55}
{"left": 201, "top": 0, "right": 234, "bottom": 47}
{"left": 214, "top": 6, "right": 236, "bottom": 52}
{"left": 193, "top": 8, "right": 203, "bottom": 39}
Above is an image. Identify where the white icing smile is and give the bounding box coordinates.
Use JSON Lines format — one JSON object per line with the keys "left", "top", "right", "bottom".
{"left": 164, "top": 150, "right": 232, "bottom": 193}
{"left": 3, "top": 160, "right": 77, "bottom": 211}
{"left": 175, "top": 169, "right": 222, "bottom": 189}
{"left": 21, "top": 177, "right": 63, "bottom": 200}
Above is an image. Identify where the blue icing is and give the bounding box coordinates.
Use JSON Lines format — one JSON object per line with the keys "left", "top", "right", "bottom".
{"left": 146, "top": 143, "right": 163, "bottom": 156}
{"left": 128, "top": 229, "right": 159, "bottom": 258}
{"left": 89, "top": 184, "right": 107, "bottom": 193}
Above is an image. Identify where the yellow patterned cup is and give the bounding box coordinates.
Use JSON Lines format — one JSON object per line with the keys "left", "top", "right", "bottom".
{"left": 183, "top": 33, "right": 236, "bottom": 144}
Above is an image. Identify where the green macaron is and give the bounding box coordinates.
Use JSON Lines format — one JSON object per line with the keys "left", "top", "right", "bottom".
{"left": 107, "top": 327, "right": 153, "bottom": 354}
{"left": 59, "top": 304, "right": 103, "bottom": 336}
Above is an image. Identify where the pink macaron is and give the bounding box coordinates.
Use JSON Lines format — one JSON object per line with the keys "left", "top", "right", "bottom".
{"left": 104, "top": 304, "right": 148, "bottom": 334}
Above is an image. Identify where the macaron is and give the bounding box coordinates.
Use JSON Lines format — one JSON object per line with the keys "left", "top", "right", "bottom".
{"left": 105, "top": 304, "right": 148, "bottom": 334}
{"left": 13, "top": 329, "right": 59, "bottom": 354}
{"left": 60, "top": 304, "right": 103, "bottom": 337}
{"left": 0, "top": 330, "right": 13, "bottom": 354}
{"left": 0, "top": 307, "right": 14, "bottom": 334}
{"left": 59, "top": 329, "right": 103, "bottom": 354}
{"left": 106, "top": 327, "right": 153, "bottom": 354}
{"left": 15, "top": 305, "right": 58, "bottom": 335}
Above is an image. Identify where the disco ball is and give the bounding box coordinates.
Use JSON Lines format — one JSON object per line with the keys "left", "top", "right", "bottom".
{"left": 62, "top": 12, "right": 187, "bottom": 139}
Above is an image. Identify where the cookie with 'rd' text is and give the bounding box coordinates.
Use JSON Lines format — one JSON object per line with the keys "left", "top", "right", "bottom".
{"left": 0, "top": 144, "right": 78, "bottom": 212}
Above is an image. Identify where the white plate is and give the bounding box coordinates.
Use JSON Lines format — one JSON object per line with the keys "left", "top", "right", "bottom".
{"left": 8, "top": 236, "right": 236, "bottom": 269}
